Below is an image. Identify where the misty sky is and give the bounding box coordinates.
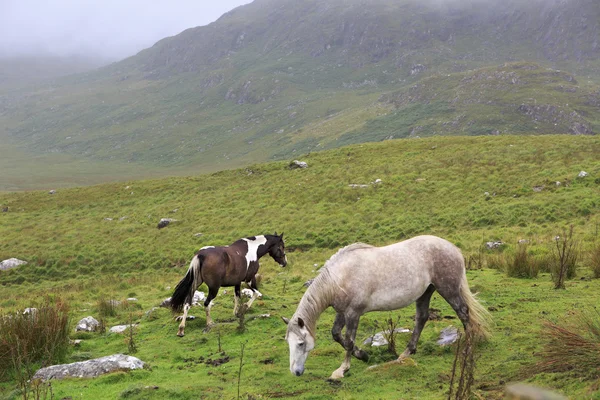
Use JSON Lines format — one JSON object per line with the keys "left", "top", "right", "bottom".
{"left": 0, "top": 0, "right": 252, "bottom": 61}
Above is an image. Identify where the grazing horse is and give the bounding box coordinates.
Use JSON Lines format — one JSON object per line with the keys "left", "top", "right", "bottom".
{"left": 170, "top": 233, "right": 287, "bottom": 336}
{"left": 283, "top": 235, "right": 491, "bottom": 379}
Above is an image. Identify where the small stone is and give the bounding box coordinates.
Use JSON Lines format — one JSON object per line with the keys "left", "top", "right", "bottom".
{"left": 49, "top": 190, "right": 56, "bottom": 194}
{"left": 23, "top": 307, "right": 37, "bottom": 315}
{"left": 363, "top": 328, "right": 410, "bottom": 346}
{"left": 578, "top": 171, "right": 588, "bottom": 178}
{"left": 0, "top": 258, "right": 27, "bottom": 271}
{"left": 157, "top": 218, "right": 176, "bottom": 229}
{"left": 76, "top": 316, "right": 100, "bottom": 332}
{"left": 194, "top": 233, "right": 203, "bottom": 237}
{"left": 127, "top": 298, "right": 138, "bottom": 302}
{"left": 437, "top": 326, "right": 459, "bottom": 346}
{"left": 289, "top": 160, "right": 308, "bottom": 169}
{"left": 109, "top": 324, "right": 137, "bottom": 334}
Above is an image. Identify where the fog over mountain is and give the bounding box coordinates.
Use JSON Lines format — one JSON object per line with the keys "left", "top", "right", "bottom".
{"left": 0, "top": 0, "right": 251, "bottom": 62}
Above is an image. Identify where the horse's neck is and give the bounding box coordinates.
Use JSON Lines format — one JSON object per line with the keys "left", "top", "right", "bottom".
{"left": 294, "top": 272, "right": 335, "bottom": 336}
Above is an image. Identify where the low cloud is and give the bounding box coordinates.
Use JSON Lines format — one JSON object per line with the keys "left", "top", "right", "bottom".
{"left": 0, "top": 0, "right": 251, "bottom": 61}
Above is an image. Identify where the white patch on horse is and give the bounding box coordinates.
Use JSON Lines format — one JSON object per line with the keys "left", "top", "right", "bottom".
{"left": 200, "top": 246, "right": 215, "bottom": 250}
{"left": 242, "top": 236, "right": 267, "bottom": 270}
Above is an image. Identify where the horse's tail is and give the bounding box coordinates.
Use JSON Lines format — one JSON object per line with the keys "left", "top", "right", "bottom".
{"left": 170, "top": 253, "right": 204, "bottom": 313}
{"left": 459, "top": 274, "right": 492, "bottom": 341}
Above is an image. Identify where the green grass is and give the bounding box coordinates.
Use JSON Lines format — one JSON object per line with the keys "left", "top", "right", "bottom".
{"left": 1, "top": 135, "right": 600, "bottom": 399}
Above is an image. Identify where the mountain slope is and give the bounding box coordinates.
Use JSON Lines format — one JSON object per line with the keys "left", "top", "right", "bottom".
{"left": 1, "top": 0, "right": 599, "bottom": 190}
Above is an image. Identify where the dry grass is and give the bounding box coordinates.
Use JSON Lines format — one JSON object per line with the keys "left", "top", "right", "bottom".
{"left": 591, "top": 244, "right": 600, "bottom": 279}
{"left": 536, "top": 310, "right": 600, "bottom": 380}
{"left": 0, "top": 297, "right": 70, "bottom": 380}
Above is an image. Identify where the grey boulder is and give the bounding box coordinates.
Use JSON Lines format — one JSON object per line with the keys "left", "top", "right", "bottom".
{"left": 33, "top": 354, "right": 145, "bottom": 380}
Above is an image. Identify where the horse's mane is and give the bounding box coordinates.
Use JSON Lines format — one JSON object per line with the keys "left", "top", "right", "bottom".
{"left": 292, "top": 242, "right": 374, "bottom": 337}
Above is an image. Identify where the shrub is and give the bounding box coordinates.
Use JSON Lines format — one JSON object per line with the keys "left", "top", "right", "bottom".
{"left": 506, "top": 245, "right": 539, "bottom": 278}
{"left": 550, "top": 226, "right": 580, "bottom": 289}
{"left": 0, "top": 297, "right": 70, "bottom": 380}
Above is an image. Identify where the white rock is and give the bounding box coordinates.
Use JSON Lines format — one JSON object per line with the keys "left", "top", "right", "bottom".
{"left": 127, "top": 298, "right": 138, "bottom": 301}
{"left": 0, "top": 258, "right": 27, "bottom": 271}
{"left": 23, "top": 307, "right": 38, "bottom": 316}
{"left": 76, "top": 316, "right": 100, "bottom": 332}
{"left": 578, "top": 171, "right": 588, "bottom": 178}
{"left": 33, "top": 354, "right": 145, "bottom": 380}
{"left": 109, "top": 324, "right": 137, "bottom": 334}
{"left": 241, "top": 288, "right": 262, "bottom": 298}
{"left": 437, "top": 326, "right": 459, "bottom": 346}
{"left": 363, "top": 328, "right": 410, "bottom": 346}
{"left": 192, "top": 291, "right": 206, "bottom": 305}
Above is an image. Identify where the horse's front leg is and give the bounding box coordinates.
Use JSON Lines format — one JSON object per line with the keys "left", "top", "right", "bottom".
{"left": 177, "top": 303, "right": 191, "bottom": 337}
{"left": 330, "top": 313, "right": 362, "bottom": 379}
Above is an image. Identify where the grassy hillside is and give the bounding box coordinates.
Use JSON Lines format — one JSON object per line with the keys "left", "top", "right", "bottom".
{"left": 1, "top": 0, "right": 599, "bottom": 190}
{"left": 1, "top": 135, "right": 600, "bottom": 399}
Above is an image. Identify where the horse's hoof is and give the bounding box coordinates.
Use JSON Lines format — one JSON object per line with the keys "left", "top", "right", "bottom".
{"left": 203, "top": 324, "right": 214, "bottom": 333}
{"left": 328, "top": 368, "right": 346, "bottom": 380}
{"left": 177, "top": 331, "right": 185, "bottom": 337}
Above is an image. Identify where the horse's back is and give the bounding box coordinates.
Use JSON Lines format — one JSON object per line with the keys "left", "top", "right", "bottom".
{"left": 332, "top": 235, "right": 464, "bottom": 312}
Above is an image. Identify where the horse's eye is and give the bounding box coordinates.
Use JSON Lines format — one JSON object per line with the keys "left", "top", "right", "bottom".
{"left": 298, "top": 342, "right": 304, "bottom": 347}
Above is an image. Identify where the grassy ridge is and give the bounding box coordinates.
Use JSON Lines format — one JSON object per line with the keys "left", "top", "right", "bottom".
{"left": 1, "top": 135, "right": 599, "bottom": 285}
{"left": 1, "top": 135, "right": 600, "bottom": 399}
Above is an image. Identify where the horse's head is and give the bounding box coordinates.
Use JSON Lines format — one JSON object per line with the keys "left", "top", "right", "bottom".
{"left": 268, "top": 232, "right": 287, "bottom": 267}
{"left": 282, "top": 316, "right": 315, "bottom": 376}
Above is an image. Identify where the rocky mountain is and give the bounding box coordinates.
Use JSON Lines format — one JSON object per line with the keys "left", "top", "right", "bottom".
{"left": 1, "top": 0, "right": 598, "bottom": 190}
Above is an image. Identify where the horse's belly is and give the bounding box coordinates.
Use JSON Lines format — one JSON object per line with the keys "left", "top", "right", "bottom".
{"left": 363, "top": 280, "right": 430, "bottom": 313}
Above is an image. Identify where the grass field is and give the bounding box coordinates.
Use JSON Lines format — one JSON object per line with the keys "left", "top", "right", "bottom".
{"left": 1, "top": 135, "right": 600, "bottom": 399}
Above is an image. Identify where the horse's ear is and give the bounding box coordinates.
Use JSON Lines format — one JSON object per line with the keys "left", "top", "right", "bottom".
{"left": 297, "top": 317, "right": 305, "bottom": 329}
{"left": 280, "top": 232, "right": 284, "bottom": 239}
{"left": 274, "top": 231, "right": 278, "bottom": 236}
{"left": 281, "top": 316, "right": 290, "bottom": 325}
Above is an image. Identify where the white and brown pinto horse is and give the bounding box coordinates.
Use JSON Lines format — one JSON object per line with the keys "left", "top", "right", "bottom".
{"left": 283, "top": 235, "right": 491, "bottom": 379}
{"left": 171, "top": 233, "right": 287, "bottom": 336}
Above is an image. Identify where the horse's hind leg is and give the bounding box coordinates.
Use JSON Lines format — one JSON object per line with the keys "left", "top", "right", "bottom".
{"left": 233, "top": 285, "right": 241, "bottom": 316}
{"left": 435, "top": 282, "right": 470, "bottom": 333}
{"left": 177, "top": 303, "right": 191, "bottom": 337}
{"left": 245, "top": 276, "right": 262, "bottom": 309}
{"left": 400, "top": 284, "right": 436, "bottom": 359}
{"left": 203, "top": 286, "right": 219, "bottom": 332}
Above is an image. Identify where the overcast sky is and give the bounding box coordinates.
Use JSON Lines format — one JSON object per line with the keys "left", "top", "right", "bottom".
{"left": 0, "top": 0, "right": 252, "bottom": 61}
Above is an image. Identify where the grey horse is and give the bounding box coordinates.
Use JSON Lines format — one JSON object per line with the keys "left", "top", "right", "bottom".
{"left": 283, "top": 235, "right": 491, "bottom": 379}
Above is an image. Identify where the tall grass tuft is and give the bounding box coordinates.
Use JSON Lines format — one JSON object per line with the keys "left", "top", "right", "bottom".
{"left": 536, "top": 310, "right": 600, "bottom": 380}
{"left": 97, "top": 297, "right": 118, "bottom": 318}
{"left": 590, "top": 243, "right": 600, "bottom": 279}
{"left": 0, "top": 297, "right": 70, "bottom": 381}
{"left": 506, "top": 245, "right": 539, "bottom": 278}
